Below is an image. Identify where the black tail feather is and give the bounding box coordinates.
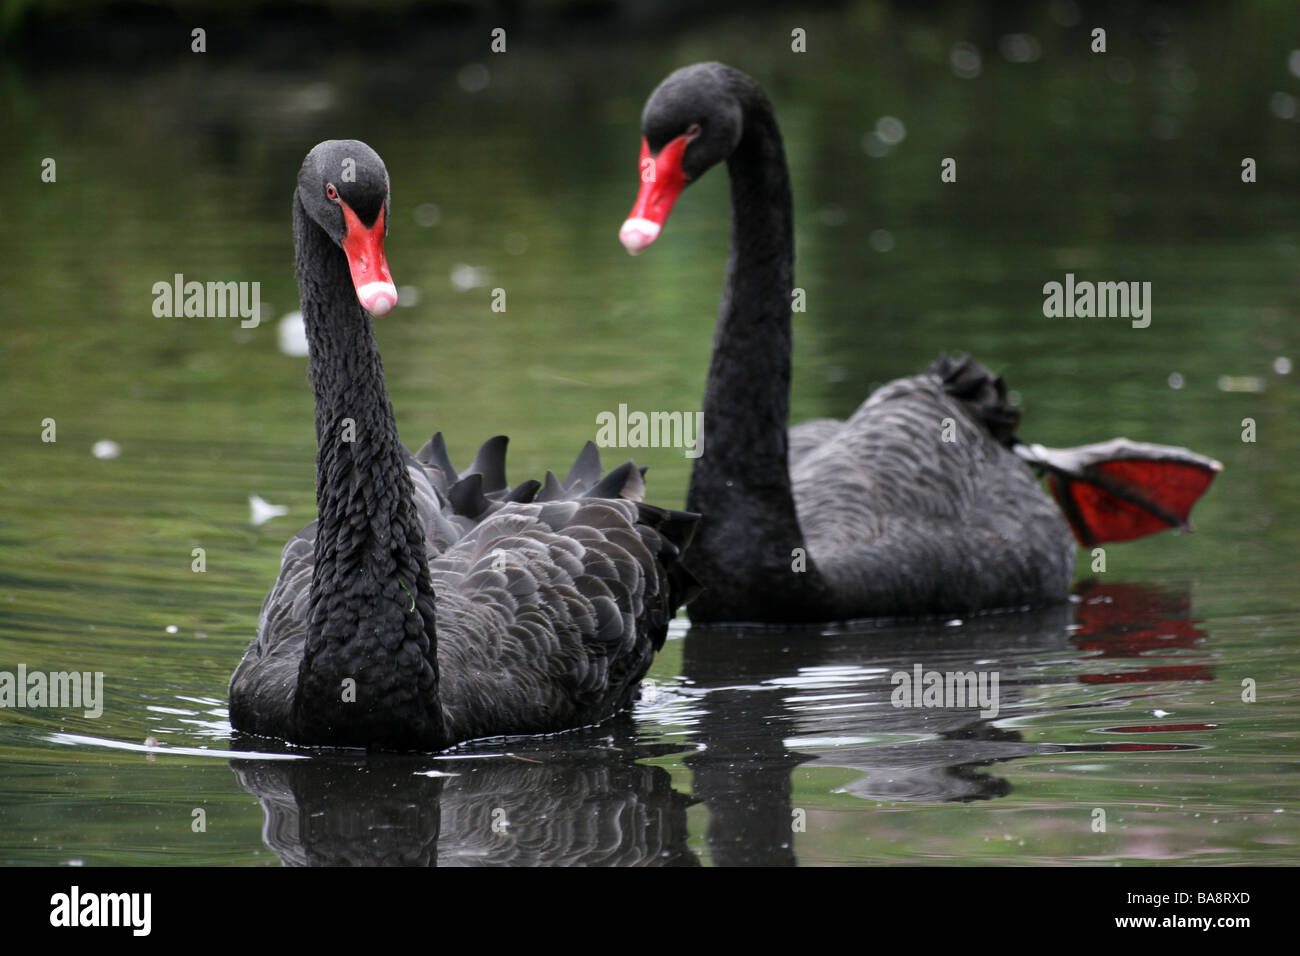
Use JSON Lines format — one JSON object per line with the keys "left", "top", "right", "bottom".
{"left": 463, "top": 435, "right": 509, "bottom": 492}
{"left": 929, "top": 352, "right": 1021, "bottom": 447}
{"left": 563, "top": 441, "right": 603, "bottom": 490}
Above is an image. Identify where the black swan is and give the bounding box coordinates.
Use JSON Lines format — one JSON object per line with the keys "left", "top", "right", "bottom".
{"left": 230, "top": 140, "right": 698, "bottom": 749}
{"left": 619, "top": 63, "right": 1220, "bottom": 624}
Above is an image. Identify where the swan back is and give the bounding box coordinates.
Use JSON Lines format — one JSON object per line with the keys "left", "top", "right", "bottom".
{"left": 790, "top": 361, "right": 1074, "bottom": 618}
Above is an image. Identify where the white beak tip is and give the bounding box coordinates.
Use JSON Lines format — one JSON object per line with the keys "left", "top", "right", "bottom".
{"left": 619, "top": 218, "right": 661, "bottom": 256}
{"left": 357, "top": 282, "right": 398, "bottom": 316}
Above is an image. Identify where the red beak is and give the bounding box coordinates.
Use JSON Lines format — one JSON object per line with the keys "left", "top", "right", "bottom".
{"left": 619, "top": 133, "right": 693, "bottom": 255}
{"left": 339, "top": 201, "right": 397, "bottom": 316}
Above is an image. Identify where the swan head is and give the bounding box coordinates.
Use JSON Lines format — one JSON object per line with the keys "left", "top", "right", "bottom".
{"left": 297, "top": 139, "right": 397, "bottom": 316}
{"left": 620, "top": 62, "right": 744, "bottom": 255}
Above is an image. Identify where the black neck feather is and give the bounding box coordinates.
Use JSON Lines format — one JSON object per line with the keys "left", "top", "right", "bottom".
{"left": 292, "top": 195, "right": 444, "bottom": 747}
{"left": 685, "top": 79, "right": 833, "bottom": 622}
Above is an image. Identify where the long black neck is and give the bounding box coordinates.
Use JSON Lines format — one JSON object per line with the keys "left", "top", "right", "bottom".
{"left": 686, "top": 79, "right": 833, "bottom": 622}
{"left": 292, "top": 195, "right": 444, "bottom": 748}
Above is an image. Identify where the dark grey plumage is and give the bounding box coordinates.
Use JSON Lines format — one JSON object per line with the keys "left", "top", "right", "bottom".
{"left": 229, "top": 140, "right": 697, "bottom": 750}
{"left": 236, "top": 438, "right": 697, "bottom": 748}
{"left": 788, "top": 362, "right": 1072, "bottom": 618}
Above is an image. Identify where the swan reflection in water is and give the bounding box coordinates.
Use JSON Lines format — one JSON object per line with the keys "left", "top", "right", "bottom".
{"left": 231, "top": 720, "right": 697, "bottom": 867}
{"left": 230, "top": 582, "right": 1210, "bottom": 865}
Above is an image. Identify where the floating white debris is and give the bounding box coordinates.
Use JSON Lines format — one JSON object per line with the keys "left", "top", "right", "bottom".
{"left": 946, "top": 618, "right": 963, "bottom": 627}
{"left": 1217, "top": 375, "right": 1265, "bottom": 393}
{"left": 277, "top": 311, "right": 308, "bottom": 357}
{"left": 1153, "top": 709, "right": 1171, "bottom": 718}
{"left": 1274, "top": 356, "right": 1292, "bottom": 375}
{"left": 91, "top": 440, "right": 120, "bottom": 460}
{"left": 1270, "top": 91, "right": 1297, "bottom": 120}
{"left": 1168, "top": 372, "right": 1185, "bottom": 389}
{"left": 165, "top": 625, "right": 179, "bottom": 634}
{"left": 250, "top": 495, "right": 289, "bottom": 527}
{"left": 999, "top": 33, "right": 1041, "bottom": 64}
{"left": 950, "top": 42, "right": 981, "bottom": 80}
{"left": 451, "top": 264, "right": 487, "bottom": 291}
{"left": 397, "top": 285, "right": 420, "bottom": 308}
{"left": 875, "top": 116, "right": 906, "bottom": 145}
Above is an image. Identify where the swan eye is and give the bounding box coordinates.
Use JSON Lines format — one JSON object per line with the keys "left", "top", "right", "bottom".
{"left": 686, "top": 123, "right": 702, "bottom": 140}
{"left": 325, "top": 183, "right": 340, "bottom": 202}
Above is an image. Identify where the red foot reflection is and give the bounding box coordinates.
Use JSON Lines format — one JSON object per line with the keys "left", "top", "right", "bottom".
{"left": 1071, "top": 580, "right": 1213, "bottom": 685}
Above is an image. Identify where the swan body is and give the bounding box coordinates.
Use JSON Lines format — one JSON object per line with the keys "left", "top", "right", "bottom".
{"left": 784, "top": 363, "right": 1073, "bottom": 619}
{"left": 231, "top": 140, "right": 696, "bottom": 749}
{"left": 621, "top": 64, "right": 1218, "bottom": 624}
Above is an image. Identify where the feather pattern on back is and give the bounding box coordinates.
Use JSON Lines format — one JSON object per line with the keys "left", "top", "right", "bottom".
{"left": 232, "top": 436, "right": 697, "bottom": 747}
{"left": 790, "top": 359, "right": 1074, "bottom": 618}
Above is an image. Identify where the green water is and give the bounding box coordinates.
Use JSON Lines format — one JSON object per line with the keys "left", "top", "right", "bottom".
{"left": 1, "top": 2, "right": 1298, "bottom": 864}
